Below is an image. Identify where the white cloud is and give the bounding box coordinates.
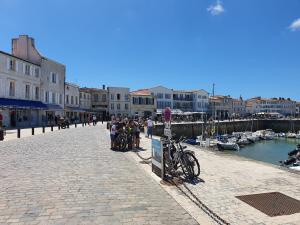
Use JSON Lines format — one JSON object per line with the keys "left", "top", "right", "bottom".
{"left": 289, "top": 18, "right": 300, "bottom": 31}
{"left": 207, "top": 0, "right": 225, "bottom": 16}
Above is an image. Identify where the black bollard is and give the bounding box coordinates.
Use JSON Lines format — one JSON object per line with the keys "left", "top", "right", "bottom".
{"left": 82, "top": 123, "right": 84, "bottom": 127}
{"left": 42, "top": 126, "right": 45, "bottom": 133}
{"left": 58, "top": 125, "right": 60, "bottom": 130}
{"left": 17, "top": 129, "right": 20, "bottom": 138}
{"left": 51, "top": 126, "right": 53, "bottom": 131}
{"left": 32, "top": 127, "right": 34, "bottom": 135}
{"left": 75, "top": 123, "right": 77, "bottom": 128}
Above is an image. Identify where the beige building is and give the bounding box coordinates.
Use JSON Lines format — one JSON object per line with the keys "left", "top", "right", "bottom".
{"left": 82, "top": 86, "right": 108, "bottom": 121}
{"left": 246, "top": 97, "right": 296, "bottom": 116}
{"left": 209, "top": 95, "right": 234, "bottom": 120}
{"left": 232, "top": 97, "right": 246, "bottom": 117}
{"left": 79, "top": 88, "right": 92, "bottom": 122}
{"left": 130, "top": 89, "right": 156, "bottom": 118}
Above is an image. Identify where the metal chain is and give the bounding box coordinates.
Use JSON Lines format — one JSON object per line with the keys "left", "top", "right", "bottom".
{"left": 135, "top": 151, "right": 152, "bottom": 162}
{"left": 172, "top": 180, "right": 230, "bottom": 225}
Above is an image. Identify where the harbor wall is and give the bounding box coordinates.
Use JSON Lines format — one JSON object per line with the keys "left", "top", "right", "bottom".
{"left": 153, "top": 120, "right": 300, "bottom": 137}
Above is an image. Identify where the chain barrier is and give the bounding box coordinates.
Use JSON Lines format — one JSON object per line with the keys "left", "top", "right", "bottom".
{"left": 172, "top": 180, "right": 230, "bottom": 225}
{"left": 135, "top": 151, "right": 152, "bottom": 162}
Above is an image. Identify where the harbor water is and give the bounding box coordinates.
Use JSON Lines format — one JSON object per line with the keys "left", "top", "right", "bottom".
{"left": 232, "top": 138, "right": 300, "bottom": 165}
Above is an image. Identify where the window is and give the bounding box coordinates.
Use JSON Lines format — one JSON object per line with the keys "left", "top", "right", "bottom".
{"left": 45, "top": 91, "right": 49, "bottom": 103}
{"left": 93, "top": 94, "right": 99, "bottom": 102}
{"left": 75, "top": 96, "right": 78, "bottom": 105}
{"left": 25, "top": 85, "right": 30, "bottom": 99}
{"left": 59, "top": 94, "right": 62, "bottom": 104}
{"left": 84, "top": 94, "right": 86, "bottom": 99}
{"left": 71, "top": 96, "right": 74, "bottom": 105}
{"left": 111, "top": 94, "right": 114, "bottom": 100}
{"left": 51, "top": 72, "right": 57, "bottom": 83}
{"left": 80, "top": 93, "right": 82, "bottom": 98}
{"left": 52, "top": 93, "right": 56, "bottom": 104}
{"left": 9, "top": 81, "right": 15, "bottom": 97}
{"left": 165, "top": 94, "right": 171, "bottom": 99}
{"left": 35, "top": 68, "right": 40, "bottom": 77}
{"left": 111, "top": 103, "right": 114, "bottom": 110}
{"left": 8, "top": 59, "right": 17, "bottom": 71}
{"left": 102, "top": 94, "right": 106, "bottom": 102}
{"left": 125, "top": 94, "right": 129, "bottom": 101}
{"left": 125, "top": 103, "right": 128, "bottom": 110}
{"left": 66, "top": 95, "right": 69, "bottom": 104}
{"left": 25, "top": 64, "right": 30, "bottom": 75}
{"left": 157, "top": 93, "right": 164, "bottom": 99}
{"left": 117, "top": 103, "right": 120, "bottom": 110}
{"left": 117, "top": 94, "right": 121, "bottom": 100}
{"left": 35, "top": 87, "right": 39, "bottom": 100}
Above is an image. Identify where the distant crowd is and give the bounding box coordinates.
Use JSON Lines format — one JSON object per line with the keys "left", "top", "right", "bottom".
{"left": 109, "top": 116, "right": 154, "bottom": 150}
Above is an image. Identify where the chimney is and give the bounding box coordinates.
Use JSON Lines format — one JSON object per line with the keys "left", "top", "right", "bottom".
{"left": 12, "top": 35, "right": 42, "bottom": 65}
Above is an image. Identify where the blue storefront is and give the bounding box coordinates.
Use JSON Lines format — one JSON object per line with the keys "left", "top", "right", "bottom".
{"left": 0, "top": 98, "right": 64, "bottom": 128}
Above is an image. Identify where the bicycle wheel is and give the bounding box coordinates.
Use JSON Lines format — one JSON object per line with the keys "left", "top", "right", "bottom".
{"left": 184, "top": 152, "right": 200, "bottom": 177}
{"left": 180, "top": 153, "right": 194, "bottom": 180}
{"left": 119, "top": 136, "right": 127, "bottom": 151}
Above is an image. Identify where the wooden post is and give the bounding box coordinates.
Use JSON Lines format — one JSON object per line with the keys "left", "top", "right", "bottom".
{"left": 32, "top": 127, "right": 34, "bottom": 135}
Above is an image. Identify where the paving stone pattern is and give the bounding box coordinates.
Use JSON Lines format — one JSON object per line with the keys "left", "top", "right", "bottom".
{"left": 0, "top": 124, "right": 198, "bottom": 225}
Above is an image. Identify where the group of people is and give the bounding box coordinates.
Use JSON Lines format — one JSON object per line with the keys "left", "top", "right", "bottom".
{"left": 109, "top": 117, "right": 154, "bottom": 150}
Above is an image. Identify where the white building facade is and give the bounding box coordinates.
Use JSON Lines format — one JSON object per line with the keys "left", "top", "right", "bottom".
{"left": 246, "top": 97, "right": 296, "bottom": 116}
{"left": 0, "top": 35, "right": 66, "bottom": 127}
{"left": 65, "top": 82, "right": 80, "bottom": 122}
{"left": 107, "top": 87, "right": 130, "bottom": 117}
{"left": 0, "top": 51, "right": 43, "bottom": 127}
{"left": 149, "top": 86, "right": 173, "bottom": 111}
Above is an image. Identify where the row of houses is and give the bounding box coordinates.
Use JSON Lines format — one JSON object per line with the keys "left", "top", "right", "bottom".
{"left": 0, "top": 35, "right": 299, "bottom": 128}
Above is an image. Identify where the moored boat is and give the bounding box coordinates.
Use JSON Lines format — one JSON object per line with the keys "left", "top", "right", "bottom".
{"left": 217, "top": 142, "right": 240, "bottom": 151}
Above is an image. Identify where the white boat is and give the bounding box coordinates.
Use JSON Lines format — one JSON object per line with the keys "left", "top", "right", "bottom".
{"left": 217, "top": 142, "right": 240, "bottom": 151}
{"left": 289, "top": 165, "right": 300, "bottom": 171}
{"left": 247, "top": 134, "right": 260, "bottom": 143}
{"left": 286, "top": 132, "right": 297, "bottom": 138}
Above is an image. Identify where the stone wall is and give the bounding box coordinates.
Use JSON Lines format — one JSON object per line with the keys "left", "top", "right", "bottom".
{"left": 153, "top": 120, "right": 300, "bottom": 137}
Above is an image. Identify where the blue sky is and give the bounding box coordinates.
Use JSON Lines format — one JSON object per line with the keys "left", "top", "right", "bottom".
{"left": 0, "top": 0, "right": 299, "bottom": 100}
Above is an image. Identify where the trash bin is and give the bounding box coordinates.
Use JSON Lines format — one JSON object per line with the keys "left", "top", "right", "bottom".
{"left": 0, "top": 129, "right": 4, "bottom": 141}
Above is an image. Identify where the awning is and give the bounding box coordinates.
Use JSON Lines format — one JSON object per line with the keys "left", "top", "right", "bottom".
{"left": 46, "top": 104, "right": 64, "bottom": 111}
{"left": 0, "top": 98, "right": 47, "bottom": 109}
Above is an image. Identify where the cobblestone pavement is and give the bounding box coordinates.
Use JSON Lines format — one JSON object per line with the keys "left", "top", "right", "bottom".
{"left": 0, "top": 124, "right": 199, "bottom": 225}
{"left": 137, "top": 136, "right": 300, "bottom": 225}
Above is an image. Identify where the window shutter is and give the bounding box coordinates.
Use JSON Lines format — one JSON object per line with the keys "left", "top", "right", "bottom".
{"left": 23, "top": 63, "right": 26, "bottom": 74}
{"left": 15, "top": 61, "right": 18, "bottom": 72}
{"left": 6, "top": 58, "right": 10, "bottom": 70}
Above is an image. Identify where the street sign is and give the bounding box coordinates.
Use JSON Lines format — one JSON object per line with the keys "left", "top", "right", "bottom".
{"left": 151, "top": 138, "right": 164, "bottom": 178}
{"left": 164, "top": 128, "right": 172, "bottom": 138}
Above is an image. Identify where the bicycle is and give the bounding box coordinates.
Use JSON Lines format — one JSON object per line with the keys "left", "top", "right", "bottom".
{"left": 163, "top": 136, "right": 200, "bottom": 180}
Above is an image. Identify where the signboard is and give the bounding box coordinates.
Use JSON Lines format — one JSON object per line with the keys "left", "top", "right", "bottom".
{"left": 151, "top": 138, "right": 164, "bottom": 178}
{"left": 164, "top": 128, "right": 172, "bottom": 138}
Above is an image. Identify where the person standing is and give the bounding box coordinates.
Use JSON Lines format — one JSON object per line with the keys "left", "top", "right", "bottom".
{"left": 92, "top": 115, "right": 97, "bottom": 126}
{"left": 147, "top": 117, "right": 154, "bottom": 139}
{"left": 110, "top": 122, "right": 117, "bottom": 150}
